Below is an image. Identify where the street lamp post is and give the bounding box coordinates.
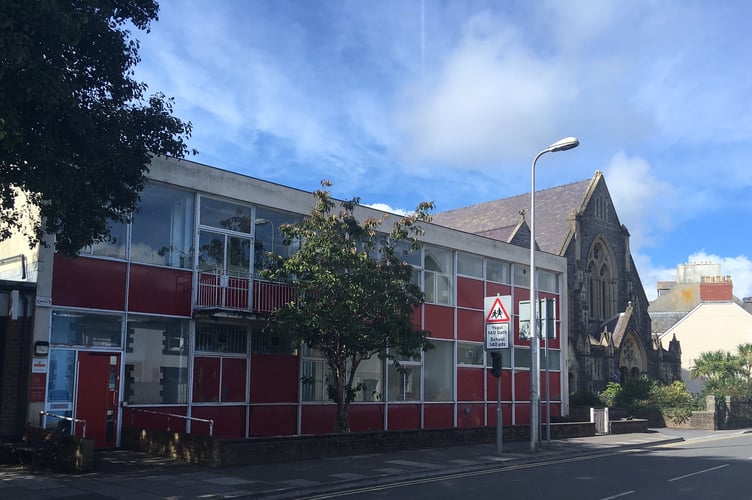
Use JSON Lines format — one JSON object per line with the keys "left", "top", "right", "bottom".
{"left": 530, "top": 136, "right": 579, "bottom": 452}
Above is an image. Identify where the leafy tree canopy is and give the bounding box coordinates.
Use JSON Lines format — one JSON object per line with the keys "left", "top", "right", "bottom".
{"left": 265, "top": 181, "right": 434, "bottom": 432}
{"left": 0, "top": 0, "right": 194, "bottom": 255}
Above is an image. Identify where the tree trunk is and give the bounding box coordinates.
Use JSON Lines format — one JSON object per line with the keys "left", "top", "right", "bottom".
{"left": 335, "top": 402, "right": 350, "bottom": 433}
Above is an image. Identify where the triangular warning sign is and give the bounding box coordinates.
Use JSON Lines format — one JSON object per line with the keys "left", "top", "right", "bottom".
{"left": 486, "top": 297, "right": 510, "bottom": 323}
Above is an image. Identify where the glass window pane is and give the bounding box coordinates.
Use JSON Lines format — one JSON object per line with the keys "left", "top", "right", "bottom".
{"left": 514, "top": 347, "right": 531, "bottom": 368}
{"left": 394, "top": 241, "right": 422, "bottom": 267}
{"left": 541, "top": 349, "right": 561, "bottom": 370}
{"left": 227, "top": 236, "right": 251, "bottom": 274}
{"left": 457, "top": 253, "right": 483, "bottom": 278}
{"left": 487, "top": 259, "right": 510, "bottom": 284}
{"left": 50, "top": 311, "right": 122, "bottom": 347}
{"left": 436, "top": 274, "right": 452, "bottom": 305}
{"left": 131, "top": 183, "right": 194, "bottom": 268}
{"left": 424, "top": 340, "right": 453, "bottom": 401}
{"left": 195, "top": 323, "right": 248, "bottom": 353}
{"left": 387, "top": 364, "right": 421, "bottom": 401}
{"left": 47, "top": 349, "right": 75, "bottom": 403}
{"left": 538, "top": 270, "right": 559, "bottom": 293}
{"left": 198, "top": 231, "right": 224, "bottom": 271}
{"left": 301, "top": 360, "right": 331, "bottom": 401}
{"left": 513, "top": 264, "right": 530, "bottom": 288}
{"left": 425, "top": 246, "right": 453, "bottom": 273}
{"left": 458, "top": 342, "right": 483, "bottom": 366}
{"left": 486, "top": 348, "right": 511, "bottom": 368}
{"left": 354, "top": 356, "right": 383, "bottom": 402}
{"left": 200, "top": 197, "right": 252, "bottom": 233}
{"left": 124, "top": 317, "right": 188, "bottom": 405}
{"left": 88, "top": 220, "right": 127, "bottom": 259}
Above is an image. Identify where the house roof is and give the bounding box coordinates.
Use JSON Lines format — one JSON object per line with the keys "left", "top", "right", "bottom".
{"left": 432, "top": 175, "right": 596, "bottom": 255}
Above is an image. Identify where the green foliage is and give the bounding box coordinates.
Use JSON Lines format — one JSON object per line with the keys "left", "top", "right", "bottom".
{"left": 0, "top": 0, "right": 194, "bottom": 255}
{"left": 265, "top": 181, "right": 434, "bottom": 432}
{"left": 597, "top": 377, "right": 697, "bottom": 424}
{"left": 599, "top": 382, "right": 622, "bottom": 408}
{"left": 691, "top": 344, "right": 752, "bottom": 399}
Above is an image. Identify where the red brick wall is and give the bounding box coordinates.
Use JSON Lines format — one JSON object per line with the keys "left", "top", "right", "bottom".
{"left": 700, "top": 282, "right": 733, "bottom": 302}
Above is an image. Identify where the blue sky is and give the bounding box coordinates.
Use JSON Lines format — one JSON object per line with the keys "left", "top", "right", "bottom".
{"left": 135, "top": 0, "right": 752, "bottom": 300}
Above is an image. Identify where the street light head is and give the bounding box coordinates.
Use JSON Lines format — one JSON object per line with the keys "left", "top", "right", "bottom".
{"left": 547, "top": 136, "right": 580, "bottom": 153}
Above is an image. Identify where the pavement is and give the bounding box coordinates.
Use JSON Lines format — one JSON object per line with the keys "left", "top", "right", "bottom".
{"left": 0, "top": 429, "right": 742, "bottom": 500}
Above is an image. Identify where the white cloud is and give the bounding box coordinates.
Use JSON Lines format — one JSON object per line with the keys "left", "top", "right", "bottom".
{"left": 687, "top": 251, "right": 752, "bottom": 300}
{"left": 364, "top": 203, "right": 409, "bottom": 216}
{"left": 604, "top": 152, "right": 677, "bottom": 250}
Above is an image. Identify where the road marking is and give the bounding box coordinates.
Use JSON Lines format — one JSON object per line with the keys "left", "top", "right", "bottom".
{"left": 600, "top": 490, "right": 634, "bottom": 499}
{"left": 668, "top": 464, "right": 729, "bottom": 482}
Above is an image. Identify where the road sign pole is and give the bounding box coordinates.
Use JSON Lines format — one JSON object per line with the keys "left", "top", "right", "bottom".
{"left": 497, "top": 374, "right": 503, "bottom": 454}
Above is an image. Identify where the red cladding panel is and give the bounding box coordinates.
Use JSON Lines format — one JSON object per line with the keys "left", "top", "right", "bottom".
{"left": 122, "top": 406, "right": 188, "bottom": 433}
{"left": 485, "top": 369, "right": 512, "bottom": 400}
{"left": 193, "top": 357, "right": 220, "bottom": 403}
{"left": 458, "top": 403, "right": 485, "bottom": 427}
{"left": 52, "top": 255, "right": 126, "bottom": 310}
{"left": 387, "top": 404, "right": 421, "bottom": 430}
{"left": 191, "top": 405, "right": 246, "bottom": 438}
{"left": 301, "top": 405, "right": 337, "bottom": 434}
{"left": 514, "top": 370, "right": 531, "bottom": 401}
{"left": 486, "top": 283, "right": 512, "bottom": 297}
{"left": 424, "top": 404, "right": 453, "bottom": 429}
{"left": 541, "top": 371, "right": 562, "bottom": 400}
{"left": 457, "top": 367, "right": 485, "bottom": 401}
{"left": 457, "top": 277, "right": 484, "bottom": 309}
{"left": 348, "top": 404, "right": 385, "bottom": 432}
{"left": 250, "top": 405, "right": 298, "bottom": 436}
{"left": 457, "top": 309, "right": 484, "bottom": 341}
{"left": 221, "top": 358, "right": 247, "bottom": 402}
{"left": 515, "top": 403, "right": 531, "bottom": 425}
{"left": 423, "top": 304, "right": 454, "bottom": 340}
{"left": 128, "top": 264, "right": 192, "bottom": 316}
{"left": 484, "top": 403, "right": 513, "bottom": 426}
{"left": 250, "top": 354, "right": 299, "bottom": 403}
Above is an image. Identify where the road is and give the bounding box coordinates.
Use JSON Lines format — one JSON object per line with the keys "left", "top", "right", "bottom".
{"left": 302, "top": 431, "right": 752, "bottom": 500}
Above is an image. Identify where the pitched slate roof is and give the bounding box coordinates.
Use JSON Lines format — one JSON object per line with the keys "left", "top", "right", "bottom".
{"left": 432, "top": 175, "right": 595, "bottom": 255}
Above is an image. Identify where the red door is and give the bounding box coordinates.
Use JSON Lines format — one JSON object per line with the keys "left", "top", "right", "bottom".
{"left": 75, "top": 352, "right": 121, "bottom": 448}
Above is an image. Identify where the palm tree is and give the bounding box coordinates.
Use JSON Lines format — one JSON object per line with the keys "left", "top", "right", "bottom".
{"left": 690, "top": 350, "right": 735, "bottom": 385}
{"left": 734, "top": 343, "right": 752, "bottom": 382}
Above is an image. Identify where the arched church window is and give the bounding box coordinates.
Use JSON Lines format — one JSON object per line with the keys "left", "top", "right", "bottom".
{"left": 587, "top": 239, "right": 616, "bottom": 321}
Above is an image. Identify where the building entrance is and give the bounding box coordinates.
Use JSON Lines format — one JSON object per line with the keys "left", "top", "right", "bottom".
{"left": 75, "top": 352, "right": 121, "bottom": 448}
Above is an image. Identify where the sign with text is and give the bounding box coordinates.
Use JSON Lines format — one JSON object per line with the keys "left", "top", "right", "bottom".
{"left": 484, "top": 295, "right": 511, "bottom": 350}
{"left": 486, "top": 323, "right": 509, "bottom": 349}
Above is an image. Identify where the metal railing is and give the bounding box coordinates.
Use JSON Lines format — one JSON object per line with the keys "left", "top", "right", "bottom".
{"left": 124, "top": 407, "right": 214, "bottom": 436}
{"left": 196, "top": 269, "right": 294, "bottom": 313}
{"left": 39, "top": 411, "right": 87, "bottom": 438}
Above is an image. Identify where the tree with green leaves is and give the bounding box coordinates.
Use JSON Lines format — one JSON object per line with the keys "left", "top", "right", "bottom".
{"left": 690, "top": 350, "right": 736, "bottom": 387}
{"left": 265, "top": 181, "right": 434, "bottom": 432}
{"left": 0, "top": 0, "right": 194, "bottom": 255}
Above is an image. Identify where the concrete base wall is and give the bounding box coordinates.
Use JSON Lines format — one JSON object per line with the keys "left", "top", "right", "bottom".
{"left": 122, "top": 422, "right": 597, "bottom": 467}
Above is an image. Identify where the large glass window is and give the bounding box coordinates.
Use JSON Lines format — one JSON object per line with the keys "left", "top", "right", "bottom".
{"left": 458, "top": 341, "right": 484, "bottom": 366}
{"left": 130, "top": 183, "right": 194, "bottom": 268}
{"left": 253, "top": 207, "right": 300, "bottom": 276}
{"left": 457, "top": 252, "right": 483, "bottom": 278}
{"left": 200, "top": 197, "right": 252, "bottom": 233}
{"left": 424, "top": 246, "right": 453, "bottom": 305}
{"left": 487, "top": 259, "right": 510, "bottom": 284}
{"left": 124, "top": 317, "right": 189, "bottom": 405}
{"left": 387, "top": 353, "right": 422, "bottom": 402}
{"left": 353, "top": 356, "right": 384, "bottom": 402}
{"left": 538, "top": 270, "right": 559, "bottom": 293}
{"left": 82, "top": 220, "right": 127, "bottom": 259}
{"left": 424, "top": 340, "right": 453, "bottom": 401}
{"left": 50, "top": 311, "right": 122, "bottom": 347}
{"left": 513, "top": 264, "right": 530, "bottom": 288}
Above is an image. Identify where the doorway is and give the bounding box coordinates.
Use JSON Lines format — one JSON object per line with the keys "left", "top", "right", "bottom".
{"left": 74, "top": 352, "right": 121, "bottom": 448}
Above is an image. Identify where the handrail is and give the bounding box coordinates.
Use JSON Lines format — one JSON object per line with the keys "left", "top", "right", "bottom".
{"left": 39, "top": 411, "right": 87, "bottom": 438}
{"left": 124, "top": 406, "right": 214, "bottom": 437}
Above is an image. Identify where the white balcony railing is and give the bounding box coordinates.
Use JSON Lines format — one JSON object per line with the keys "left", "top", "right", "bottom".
{"left": 196, "top": 269, "right": 294, "bottom": 314}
